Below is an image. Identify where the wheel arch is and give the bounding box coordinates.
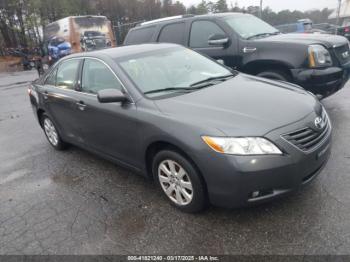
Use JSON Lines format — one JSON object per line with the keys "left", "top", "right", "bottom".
{"left": 144, "top": 140, "right": 206, "bottom": 187}
{"left": 242, "top": 60, "right": 293, "bottom": 78}
{"left": 37, "top": 108, "right": 46, "bottom": 128}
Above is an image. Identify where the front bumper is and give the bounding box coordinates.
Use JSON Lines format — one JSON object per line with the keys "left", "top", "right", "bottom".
{"left": 195, "top": 113, "right": 332, "bottom": 208}
{"left": 291, "top": 64, "right": 350, "bottom": 98}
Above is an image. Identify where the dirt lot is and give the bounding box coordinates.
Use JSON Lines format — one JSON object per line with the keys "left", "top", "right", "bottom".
{"left": 1, "top": 70, "right": 350, "bottom": 255}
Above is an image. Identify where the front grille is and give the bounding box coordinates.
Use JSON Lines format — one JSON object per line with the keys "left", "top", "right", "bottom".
{"left": 334, "top": 44, "right": 350, "bottom": 65}
{"left": 282, "top": 110, "right": 331, "bottom": 152}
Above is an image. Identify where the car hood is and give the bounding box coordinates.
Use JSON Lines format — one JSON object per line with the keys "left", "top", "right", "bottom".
{"left": 154, "top": 74, "right": 321, "bottom": 136}
{"left": 257, "top": 33, "right": 348, "bottom": 48}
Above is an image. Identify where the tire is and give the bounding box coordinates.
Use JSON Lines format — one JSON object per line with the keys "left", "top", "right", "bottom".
{"left": 152, "top": 150, "right": 207, "bottom": 213}
{"left": 257, "top": 70, "right": 291, "bottom": 82}
{"left": 41, "top": 114, "right": 67, "bottom": 150}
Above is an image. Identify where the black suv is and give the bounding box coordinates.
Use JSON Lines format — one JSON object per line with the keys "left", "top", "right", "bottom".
{"left": 124, "top": 13, "right": 350, "bottom": 98}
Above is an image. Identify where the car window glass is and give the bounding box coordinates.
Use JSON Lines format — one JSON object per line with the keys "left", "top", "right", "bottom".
{"left": 224, "top": 16, "right": 278, "bottom": 39}
{"left": 45, "top": 67, "right": 58, "bottom": 86}
{"left": 158, "top": 23, "right": 186, "bottom": 45}
{"left": 125, "top": 26, "right": 155, "bottom": 44}
{"left": 56, "top": 59, "right": 80, "bottom": 89}
{"left": 190, "top": 20, "right": 225, "bottom": 48}
{"left": 81, "top": 59, "right": 122, "bottom": 94}
{"left": 118, "top": 47, "right": 231, "bottom": 97}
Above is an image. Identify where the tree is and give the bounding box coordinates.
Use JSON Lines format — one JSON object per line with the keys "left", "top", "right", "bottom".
{"left": 196, "top": 0, "right": 208, "bottom": 14}
{"left": 215, "top": 0, "right": 228, "bottom": 13}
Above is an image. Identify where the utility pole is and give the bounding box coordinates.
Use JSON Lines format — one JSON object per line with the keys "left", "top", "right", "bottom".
{"left": 336, "top": 0, "right": 342, "bottom": 26}
{"left": 259, "top": 0, "right": 263, "bottom": 18}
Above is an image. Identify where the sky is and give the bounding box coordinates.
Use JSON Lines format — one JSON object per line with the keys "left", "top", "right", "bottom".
{"left": 180, "top": 0, "right": 337, "bottom": 12}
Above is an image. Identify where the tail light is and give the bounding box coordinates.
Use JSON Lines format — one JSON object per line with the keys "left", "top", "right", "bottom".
{"left": 345, "top": 27, "right": 350, "bottom": 33}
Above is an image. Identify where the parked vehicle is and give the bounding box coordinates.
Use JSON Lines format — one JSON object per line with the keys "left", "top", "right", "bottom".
{"left": 44, "top": 15, "right": 116, "bottom": 57}
{"left": 47, "top": 36, "right": 72, "bottom": 65}
{"left": 336, "top": 19, "right": 350, "bottom": 40}
{"left": 313, "top": 23, "right": 338, "bottom": 35}
{"left": 276, "top": 19, "right": 326, "bottom": 34}
{"left": 80, "top": 31, "right": 112, "bottom": 51}
{"left": 124, "top": 13, "right": 350, "bottom": 98}
{"left": 29, "top": 44, "right": 332, "bottom": 212}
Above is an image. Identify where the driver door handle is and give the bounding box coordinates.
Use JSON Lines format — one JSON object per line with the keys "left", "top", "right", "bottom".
{"left": 76, "top": 101, "right": 87, "bottom": 111}
{"left": 243, "top": 47, "right": 257, "bottom": 53}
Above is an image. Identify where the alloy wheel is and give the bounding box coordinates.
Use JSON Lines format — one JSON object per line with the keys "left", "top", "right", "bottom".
{"left": 43, "top": 118, "right": 58, "bottom": 146}
{"left": 158, "top": 160, "right": 194, "bottom": 206}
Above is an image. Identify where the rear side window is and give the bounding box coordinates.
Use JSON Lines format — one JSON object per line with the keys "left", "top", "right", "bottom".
{"left": 190, "top": 20, "right": 225, "bottom": 48}
{"left": 56, "top": 59, "right": 81, "bottom": 90}
{"left": 45, "top": 67, "right": 58, "bottom": 86}
{"left": 124, "top": 26, "right": 156, "bottom": 44}
{"left": 158, "top": 23, "right": 186, "bottom": 45}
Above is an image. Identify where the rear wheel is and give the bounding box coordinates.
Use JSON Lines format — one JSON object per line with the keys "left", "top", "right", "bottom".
{"left": 257, "top": 69, "right": 291, "bottom": 82}
{"left": 41, "top": 114, "right": 67, "bottom": 150}
{"left": 152, "top": 150, "right": 207, "bottom": 213}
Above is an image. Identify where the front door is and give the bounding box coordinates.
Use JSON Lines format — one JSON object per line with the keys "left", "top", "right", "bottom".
{"left": 75, "top": 58, "right": 140, "bottom": 167}
{"left": 188, "top": 20, "right": 237, "bottom": 68}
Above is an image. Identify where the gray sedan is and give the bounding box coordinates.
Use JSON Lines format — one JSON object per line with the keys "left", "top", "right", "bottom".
{"left": 28, "top": 44, "right": 332, "bottom": 212}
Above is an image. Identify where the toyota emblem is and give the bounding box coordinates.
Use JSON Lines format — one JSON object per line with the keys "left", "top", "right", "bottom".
{"left": 314, "top": 117, "right": 325, "bottom": 130}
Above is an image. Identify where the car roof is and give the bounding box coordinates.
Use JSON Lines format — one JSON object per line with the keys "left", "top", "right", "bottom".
{"left": 136, "top": 12, "right": 249, "bottom": 27}
{"left": 62, "top": 43, "right": 182, "bottom": 60}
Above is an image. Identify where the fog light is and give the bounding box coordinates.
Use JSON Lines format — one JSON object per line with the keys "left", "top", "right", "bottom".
{"left": 251, "top": 191, "right": 260, "bottom": 198}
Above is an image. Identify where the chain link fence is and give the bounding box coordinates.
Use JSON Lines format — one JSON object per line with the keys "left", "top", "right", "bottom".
{"left": 113, "top": 21, "right": 144, "bottom": 45}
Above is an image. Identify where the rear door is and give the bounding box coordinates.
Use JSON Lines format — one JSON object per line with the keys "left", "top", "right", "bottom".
{"left": 42, "top": 58, "right": 84, "bottom": 143}
{"left": 157, "top": 22, "right": 187, "bottom": 45}
{"left": 124, "top": 26, "right": 157, "bottom": 45}
{"left": 75, "top": 58, "right": 140, "bottom": 167}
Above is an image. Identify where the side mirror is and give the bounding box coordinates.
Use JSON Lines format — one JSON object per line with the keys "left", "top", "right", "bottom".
{"left": 208, "top": 34, "right": 229, "bottom": 46}
{"left": 97, "top": 89, "right": 128, "bottom": 103}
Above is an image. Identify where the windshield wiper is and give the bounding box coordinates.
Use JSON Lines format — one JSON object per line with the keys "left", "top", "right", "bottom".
{"left": 144, "top": 74, "right": 236, "bottom": 95}
{"left": 144, "top": 87, "right": 194, "bottom": 95}
{"left": 247, "top": 31, "right": 280, "bottom": 40}
{"left": 190, "top": 74, "right": 235, "bottom": 88}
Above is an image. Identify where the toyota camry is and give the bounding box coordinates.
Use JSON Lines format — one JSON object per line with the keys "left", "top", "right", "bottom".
{"left": 28, "top": 44, "right": 332, "bottom": 212}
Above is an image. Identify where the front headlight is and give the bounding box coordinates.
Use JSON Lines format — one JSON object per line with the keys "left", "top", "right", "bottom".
{"left": 202, "top": 136, "right": 282, "bottom": 155}
{"left": 308, "top": 45, "right": 332, "bottom": 68}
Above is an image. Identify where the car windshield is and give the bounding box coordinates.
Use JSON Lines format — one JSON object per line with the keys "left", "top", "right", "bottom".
{"left": 118, "top": 47, "right": 233, "bottom": 98}
{"left": 224, "top": 15, "right": 279, "bottom": 39}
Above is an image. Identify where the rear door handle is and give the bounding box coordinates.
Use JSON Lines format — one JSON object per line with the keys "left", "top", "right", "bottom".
{"left": 76, "top": 101, "right": 87, "bottom": 111}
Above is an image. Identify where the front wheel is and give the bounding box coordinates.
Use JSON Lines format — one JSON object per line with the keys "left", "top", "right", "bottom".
{"left": 41, "top": 114, "right": 67, "bottom": 150}
{"left": 152, "top": 150, "right": 207, "bottom": 213}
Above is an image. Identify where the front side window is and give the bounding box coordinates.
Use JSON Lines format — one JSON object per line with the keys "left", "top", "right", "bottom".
{"left": 118, "top": 47, "right": 233, "bottom": 98}
{"left": 56, "top": 59, "right": 81, "bottom": 89}
{"left": 81, "top": 59, "right": 122, "bottom": 94}
{"left": 190, "top": 20, "right": 226, "bottom": 48}
{"left": 158, "top": 23, "right": 186, "bottom": 45}
{"left": 224, "top": 15, "right": 279, "bottom": 39}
